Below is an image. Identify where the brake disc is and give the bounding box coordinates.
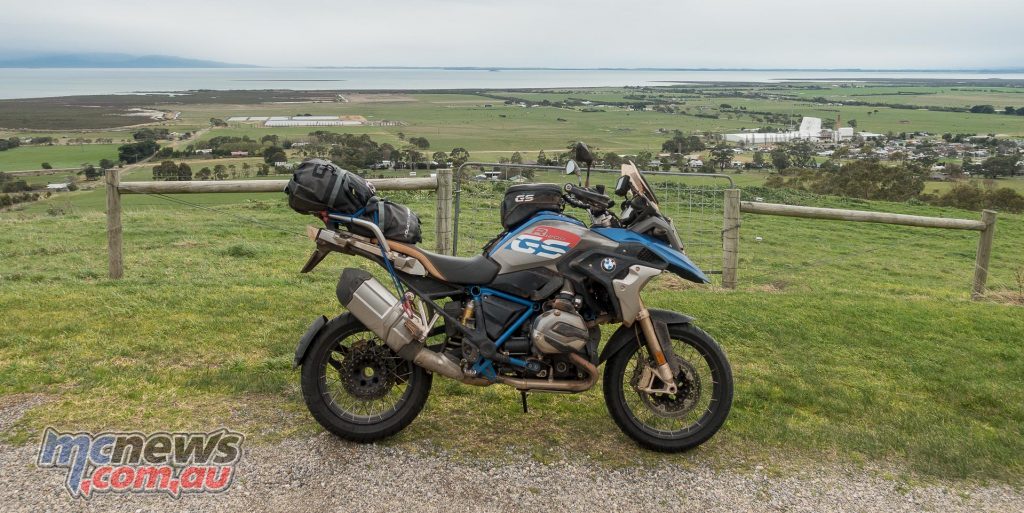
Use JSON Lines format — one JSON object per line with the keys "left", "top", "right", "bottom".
{"left": 338, "top": 339, "right": 398, "bottom": 400}
{"left": 631, "top": 355, "right": 702, "bottom": 419}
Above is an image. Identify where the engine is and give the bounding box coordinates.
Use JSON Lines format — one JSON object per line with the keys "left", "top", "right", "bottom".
{"left": 531, "top": 300, "right": 589, "bottom": 355}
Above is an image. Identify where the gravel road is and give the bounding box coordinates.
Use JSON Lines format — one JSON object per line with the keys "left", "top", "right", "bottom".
{"left": 2, "top": 396, "right": 1021, "bottom": 512}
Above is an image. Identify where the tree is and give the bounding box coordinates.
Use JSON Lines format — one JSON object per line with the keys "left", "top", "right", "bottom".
{"left": 99, "top": 158, "right": 116, "bottom": 170}
{"left": 195, "top": 167, "right": 212, "bottom": 180}
{"left": 432, "top": 151, "right": 449, "bottom": 167}
{"left": 177, "top": 162, "right": 192, "bottom": 181}
{"left": 981, "top": 155, "right": 1020, "bottom": 178}
{"left": 118, "top": 140, "right": 159, "bottom": 164}
{"left": 261, "top": 134, "right": 280, "bottom": 145}
{"left": 41, "top": 162, "right": 52, "bottom": 169}
{"left": 603, "top": 152, "right": 622, "bottom": 168}
{"left": 536, "top": 150, "right": 549, "bottom": 166}
{"left": 510, "top": 151, "right": 523, "bottom": 164}
{"left": 661, "top": 131, "right": 705, "bottom": 154}
{"left": 770, "top": 147, "right": 791, "bottom": 170}
{"left": 847, "top": 119, "right": 858, "bottom": 128}
{"left": 788, "top": 140, "right": 816, "bottom": 168}
{"left": 263, "top": 146, "right": 287, "bottom": 165}
{"left": 768, "top": 160, "right": 925, "bottom": 201}
{"left": 708, "top": 144, "right": 733, "bottom": 170}
{"left": 449, "top": 147, "right": 470, "bottom": 167}
{"left": 752, "top": 150, "right": 765, "bottom": 167}
{"left": 403, "top": 147, "right": 422, "bottom": 168}
{"left": 970, "top": 105, "right": 996, "bottom": 114}
{"left": 151, "top": 161, "right": 176, "bottom": 181}
{"left": 408, "top": 136, "right": 430, "bottom": 149}
{"left": 634, "top": 150, "right": 654, "bottom": 169}
{"left": 79, "top": 164, "right": 101, "bottom": 181}
{"left": 213, "top": 164, "right": 228, "bottom": 180}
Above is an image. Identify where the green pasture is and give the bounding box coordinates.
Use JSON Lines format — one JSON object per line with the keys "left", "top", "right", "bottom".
{"left": 0, "top": 144, "right": 120, "bottom": 172}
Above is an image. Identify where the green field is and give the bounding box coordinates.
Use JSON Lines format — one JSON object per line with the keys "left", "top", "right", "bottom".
{"left": 0, "top": 143, "right": 120, "bottom": 172}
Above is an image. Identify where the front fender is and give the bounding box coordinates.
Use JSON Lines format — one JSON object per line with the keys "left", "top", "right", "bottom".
{"left": 598, "top": 309, "right": 694, "bottom": 365}
{"left": 293, "top": 314, "right": 331, "bottom": 368}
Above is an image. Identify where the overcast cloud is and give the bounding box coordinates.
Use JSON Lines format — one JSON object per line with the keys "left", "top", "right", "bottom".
{"left": 0, "top": 0, "right": 1020, "bottom": 68}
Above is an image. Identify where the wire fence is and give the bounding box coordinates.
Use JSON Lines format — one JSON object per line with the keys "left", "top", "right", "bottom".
{"left": 452, "top": 165, "right": 730, "bottom": 282}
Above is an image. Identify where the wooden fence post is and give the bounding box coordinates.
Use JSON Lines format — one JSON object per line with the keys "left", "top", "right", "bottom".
{"left": 722, "top": 189, "right": 741, "bottom": 289}
{"left": 435, "top": 168, "right": 453, "bottom": 255}
{"left": 105, "top": 169, "right": 123, "bottom": 279}
{"left": 971, "top": 209, "right": 997, "bottom": 299}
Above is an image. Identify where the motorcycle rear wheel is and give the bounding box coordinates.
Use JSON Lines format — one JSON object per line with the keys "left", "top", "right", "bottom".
{"left": 300, "top": 314, "right": 432, "bottom": 442}
{"left": 603, "top": 323, "right": 733, "bottom": 452}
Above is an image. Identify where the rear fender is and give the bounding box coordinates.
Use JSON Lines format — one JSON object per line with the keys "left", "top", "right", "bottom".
{"left": 598, "top": 309, "right": 694, "bottom": 365}
{"left": 293, "top": 314, "right": 332, "bottom": 368}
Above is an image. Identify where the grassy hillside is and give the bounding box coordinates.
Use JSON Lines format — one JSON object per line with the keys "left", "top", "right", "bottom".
{"left": 1, "top": 180, "right": 1022, "bottom": 483}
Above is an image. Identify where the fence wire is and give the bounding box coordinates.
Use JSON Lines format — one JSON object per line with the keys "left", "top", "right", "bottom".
{"left": 452, "top": 168, "right": 728, "bottom": 282}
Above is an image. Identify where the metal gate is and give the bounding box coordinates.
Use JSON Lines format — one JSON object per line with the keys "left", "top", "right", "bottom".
{"left": 451, "top": 162, "right": 733, "bottom": 276}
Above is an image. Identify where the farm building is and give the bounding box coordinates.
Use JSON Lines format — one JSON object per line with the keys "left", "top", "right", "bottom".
{"left": 226, "top": 115, "right": 367, "bottom": 127}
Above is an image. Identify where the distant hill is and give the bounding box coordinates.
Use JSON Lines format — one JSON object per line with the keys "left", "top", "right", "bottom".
{"left": 0, "top": 52, "right": 257, "bottom": 68}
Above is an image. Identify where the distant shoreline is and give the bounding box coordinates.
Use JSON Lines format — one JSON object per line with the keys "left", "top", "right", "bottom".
{"left": 1, "top": 65, "right": 1022, "bottom": 72}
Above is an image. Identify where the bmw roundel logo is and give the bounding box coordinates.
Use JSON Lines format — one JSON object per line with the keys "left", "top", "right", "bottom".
{"left": 601, "top": 257, "right": 617, "bottom": 272}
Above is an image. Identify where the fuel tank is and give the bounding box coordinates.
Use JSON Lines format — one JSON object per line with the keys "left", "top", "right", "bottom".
{"left": 489, "top": 213, "right": 616, "bottom": 274}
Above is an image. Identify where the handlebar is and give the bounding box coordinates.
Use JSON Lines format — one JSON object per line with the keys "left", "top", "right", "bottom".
{"left": 563, "top": 183, "right": 614, "bottom": 211}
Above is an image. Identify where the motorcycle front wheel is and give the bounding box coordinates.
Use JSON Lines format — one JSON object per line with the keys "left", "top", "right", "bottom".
{"left": 603, "top": 323, "right": 733, "bottom": 452}
{"left": 300, "top": 314, "right": 432, "bottom": 442}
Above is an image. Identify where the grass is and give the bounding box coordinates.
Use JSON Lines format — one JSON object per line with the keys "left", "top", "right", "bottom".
{"left": 2, "top": 177, "right": 1023, "bottom": 484}
{"left": 0, "top": 144, "right": 120, "bottom": 172}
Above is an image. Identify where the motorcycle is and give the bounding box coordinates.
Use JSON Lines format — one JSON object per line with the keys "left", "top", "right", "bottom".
{"left": 292, "top": 143, "right": 733, "bottom": 452}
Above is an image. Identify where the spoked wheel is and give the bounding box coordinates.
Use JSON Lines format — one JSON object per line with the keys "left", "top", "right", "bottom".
{"left": 300, "top": 314, "right": 432, "bottom": 442}
{"left": 603, "top": 323, "right": 733, "bottom": 452}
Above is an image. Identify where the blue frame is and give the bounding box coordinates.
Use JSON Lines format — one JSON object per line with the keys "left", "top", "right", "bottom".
{"left": 469, "top": 287, "right": 539, "bottom": 380}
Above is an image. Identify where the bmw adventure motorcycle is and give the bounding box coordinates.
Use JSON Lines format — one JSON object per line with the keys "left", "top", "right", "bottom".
{"left": 292, "top": 143, "right": 733, "bottom": 451}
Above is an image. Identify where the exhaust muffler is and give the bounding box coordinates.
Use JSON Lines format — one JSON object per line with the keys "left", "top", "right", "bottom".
{"left": 336, "top": 269, "right": 466, "bottom": 381}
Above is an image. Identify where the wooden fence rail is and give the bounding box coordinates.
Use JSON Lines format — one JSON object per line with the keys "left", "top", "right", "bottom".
{"left": 105, "top": 169, "right": 452, "bottom": 279}
{"left": 721, "top": 189, "right": 998, "bottom": 299}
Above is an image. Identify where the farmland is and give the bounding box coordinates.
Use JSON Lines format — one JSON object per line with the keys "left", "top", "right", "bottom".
{"left": 2, "top": 80, "right": 1024, "bottom": 488}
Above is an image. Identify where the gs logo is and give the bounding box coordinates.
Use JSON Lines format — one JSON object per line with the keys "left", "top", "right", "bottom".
{"left": 513, "top": 194, "right": 534, "bottom": 203}
{"left": 505, "top": 226, "right": 581, "bottom": 260}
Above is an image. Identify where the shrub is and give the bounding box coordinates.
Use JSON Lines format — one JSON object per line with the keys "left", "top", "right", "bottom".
{"left": 927, "top": 183, "right": 1024, "bottom": 213}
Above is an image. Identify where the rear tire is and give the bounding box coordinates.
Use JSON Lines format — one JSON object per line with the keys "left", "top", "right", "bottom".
{"left": 300, "top": 314, "right": 432, "bottom": 442}
{"left": 603, "top": 323, "right": 733, "bottom": 452}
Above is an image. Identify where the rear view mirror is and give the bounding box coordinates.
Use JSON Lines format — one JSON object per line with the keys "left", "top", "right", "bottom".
{"left": 565, "top": 160, "right": 579, "bottom": 175}
{"left": 573, "top": 142, "right": 594, "bottom": 166}
{"left": 614, "top": 175, "right": 631, "bottom": 197}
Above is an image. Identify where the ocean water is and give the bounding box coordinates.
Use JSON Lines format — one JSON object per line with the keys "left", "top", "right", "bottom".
{"left": 1, "top": 67, "right": 1023, "bottom": 99}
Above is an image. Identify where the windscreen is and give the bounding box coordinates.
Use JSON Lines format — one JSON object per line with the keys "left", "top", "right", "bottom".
{"left": 620, "top": 162, "right": 660, "bottom": 210}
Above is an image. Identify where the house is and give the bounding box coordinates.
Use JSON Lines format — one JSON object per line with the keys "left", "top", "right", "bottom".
{"left": 230, "top": 151, "right": 249, "bottom": 157}
{"left": 689, "top": 159, "right": 704, "bottom": 168}
{"left": 46, "top": 183, "right": 70, "bottom": 192}
{"left": 195, "top": 148, "right": 213, "bottom": 155}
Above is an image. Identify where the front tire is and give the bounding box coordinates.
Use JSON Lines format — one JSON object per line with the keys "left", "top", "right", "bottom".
{"left": 300, "top": 314, "right": 432, "bottom": 442}
{"left": 603, "top": 323, "right": 733, "bottom": 452}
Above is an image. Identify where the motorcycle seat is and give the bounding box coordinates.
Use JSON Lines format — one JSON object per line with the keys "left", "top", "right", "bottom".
{"left": 386, "top": 240, "right": 500, "bottom": 285}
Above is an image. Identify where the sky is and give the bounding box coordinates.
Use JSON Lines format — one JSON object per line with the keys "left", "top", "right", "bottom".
{"left": 0, "top": 0, "right": 1021, "bottom": 69}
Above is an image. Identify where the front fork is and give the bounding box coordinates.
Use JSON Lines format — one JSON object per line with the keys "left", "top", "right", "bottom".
{"left": 634, "top": 301, "right": 678, "bottom": 395}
